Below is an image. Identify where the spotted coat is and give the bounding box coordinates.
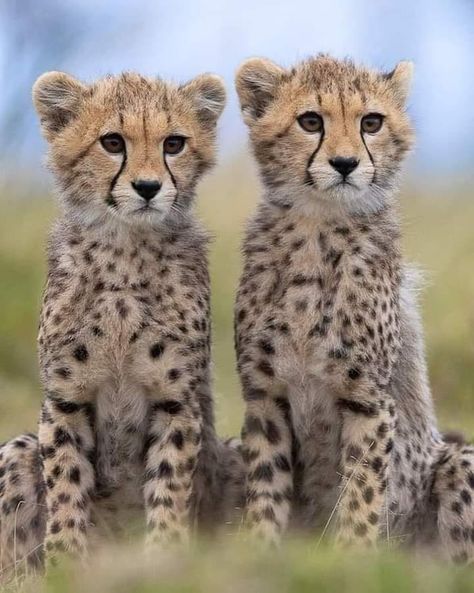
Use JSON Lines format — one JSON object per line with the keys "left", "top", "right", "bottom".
{"left": 0, "top": 70, "right": 244, "bottom": 578}
{"left": 234, "top": 54, "right": 474, "bottom": 563}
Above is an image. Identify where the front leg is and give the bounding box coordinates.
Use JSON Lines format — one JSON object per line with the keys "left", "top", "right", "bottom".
{"left": 144, "top": 390, "right": 202, "bottom": 548}
{"left": 242, "top": 370, "right": 293, "bottom": 545}
{"left": 334, "top": 383, "right": 395, "bottom": 546}
{"left": 39, "top": 392, "right": 95, "bottom": 562}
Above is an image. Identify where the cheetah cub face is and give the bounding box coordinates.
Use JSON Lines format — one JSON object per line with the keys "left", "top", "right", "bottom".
{"left": 236, "top": 55, "right": 413, "bottom": 214}
{"left": 33, "top": 71, "right": 226, "bottom": 227}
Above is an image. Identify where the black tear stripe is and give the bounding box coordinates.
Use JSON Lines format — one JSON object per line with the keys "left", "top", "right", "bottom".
{"left": 107, "top": 143, "right": 128, "bottom": 205}
{"left": 305, "top": 130, "right": 325, "bottom": 187}
{"left": 163, "top": 154, "right": 179, "bottom": 214}
{"left": 361, "top": 133, "right": 376, "bottom": 184}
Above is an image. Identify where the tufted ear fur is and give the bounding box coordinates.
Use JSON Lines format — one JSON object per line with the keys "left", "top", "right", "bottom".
{"left": 236, "top": 58, "right": 413, "bottom": 116}
{"left": 235, "top": 58, "right": 286, "bottom": 125}
{"left": 384, "top": 61, "right": 414, "bottom": 107}
{"left": 33, "top": 71, "right": 87, "bottom": 140}
{"left": 181, "top": 73, "right": 226, "bottom": 127}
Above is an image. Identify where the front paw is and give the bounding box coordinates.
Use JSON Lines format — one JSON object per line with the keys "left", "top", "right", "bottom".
{"left": 145, "top": 522, "right": 190, "bottom": 554}
{"left": 44, "top": 533, "right": 88, "bottom": 569}
{"left": 335, "top": 524, "right": 378, "bottom": 549}
{"left": 246, "top": 513, "right": 282, "bottom": 549}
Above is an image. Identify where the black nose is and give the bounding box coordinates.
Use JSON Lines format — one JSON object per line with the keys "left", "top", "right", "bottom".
{"left": 132, "top": 179, "right": 161, "bottom": 201}
{"left": 329, "top": 157, "right": 359, "bottom": 178}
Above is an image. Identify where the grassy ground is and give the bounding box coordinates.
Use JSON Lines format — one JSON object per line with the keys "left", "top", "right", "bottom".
{"left": 0, "top": 158, "right": 473, "bottom": 590}
{"left": 5, "top": 542, "right": 474, "bottom": 593}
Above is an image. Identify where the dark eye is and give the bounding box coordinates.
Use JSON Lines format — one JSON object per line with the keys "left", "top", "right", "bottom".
{"left": 297, "top": 112, "right": 323, "bottom": 133}
{"left": 100, "top": 133, "right": 125, "bottom": 154}
{"left": 361, "top": 113, "right": 384, "bottom": 134}
{"left": 164, "top": 136, "right": 186, "bottom": 155}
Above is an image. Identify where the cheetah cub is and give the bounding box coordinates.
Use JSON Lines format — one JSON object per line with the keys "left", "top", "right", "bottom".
{"left": 0, "top": 71, "right": 244, "bottom": 573}
{"left": 235, "top": 55, "right": 474, "bottom": 563}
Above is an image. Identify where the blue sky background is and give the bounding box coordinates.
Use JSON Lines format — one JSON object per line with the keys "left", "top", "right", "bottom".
{"left": 0, "top": 0, "right": 473, "bottom": 180}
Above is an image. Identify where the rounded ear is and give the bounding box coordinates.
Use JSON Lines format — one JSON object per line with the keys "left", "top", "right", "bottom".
{"left": 32, "top": 71, "right": 87, "bottom": 139}
{"left": 384, "top": 61, "right": 414, "bottom": 107}
{"left": 181, "top": 73, "right": 226, "bottom": 127}
{"left": 235, "top": 58, "right": 286, "bottom": 125}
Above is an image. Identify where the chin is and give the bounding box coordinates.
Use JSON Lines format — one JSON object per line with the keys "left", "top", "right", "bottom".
{"left": 125, "top": 207, "right": 170, "bottom": 227}
{"left": 300, "top": 181, "right": 380, "bottom": 216}
{"left": 325, "top": 182, "right": 360, "bottom": 201}
{"left": 328, "top": 185, "right": 388, "bottom": 215}
{"left": 107, "top": 197, "right": 170, "bottom": 226}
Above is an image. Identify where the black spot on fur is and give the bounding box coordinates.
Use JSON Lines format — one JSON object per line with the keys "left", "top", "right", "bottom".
{"left": 69, "top": 466, "right": 81, "bottom": 484}
{"left": 55, "top": 367, "right": 71, "bottom": 379}
{"left": 368, "top": 512, "right": 379, "bottom": 525}
{"left": 115, "top": 299, "right": 129, "bottom": 318}
{"left": 467, "top": 472, "right": 474, "bottom": 489}
{"left": 152, "top": 400, "right": 183, "bottom": 415}
{"left": 41, "top": 445, "right": 56, "bottom": 459}
{"left": 363, "top": 487, "right": 374, "bottom": 504}
{"left": 73, "top": 345, "right": 89, "bottom": 362}
{"left": 348, "top": 367, "right": 362, "bottom": 380}
{"left": 256, "top": 360, "right": 274, "bottom": 377}
{"left": 50, "top": 521, "right": 61, "bottom": 534}
{"left": 274, "top": 454, "right": 291, "bottom": 472}
{"left": 372, "top": 457, "right": 383, "bottom": 474}
{"left": 251, "top": 463, "right": 274, "bottom": 483}
{"left": 337, "top": 399, "right": 377, "bottom": 417}
{"left": 168, "top": 368, "right": 181, "bottom": 382}
{"left": 54, "top": 427, "right": 73, "bottom": 447}
{"left": 258, "top": 339, "right": 275, "bottom": 355}
{"left": 266, "top": 420, "right": 281, "bottom": 444}
{"left": 51, "top": 398, "right": 82, "bottom": 414}
{"left": 460, "top": 489, "right": 472, "bottom": 506}
{"left": 170, "top": 430, "right": 184, "bottom": 450}
{"left": 150, "top": 342, "right": 165, "bottom": 358}
{"left": 354, "top": 523, "right": 368, "bottom": 537}
{"left": 157, "top": 461, "right": 173, "bottom": 479}
{"left": 349, "top": 499, "right": 360, "bottom": 511}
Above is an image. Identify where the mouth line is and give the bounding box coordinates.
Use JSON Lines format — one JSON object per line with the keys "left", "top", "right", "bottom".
{"left": 133, "top": 205, "right": 161, "bottom": 214}
{"left": 328, "top": 179, "right": 358, "bottom": 190}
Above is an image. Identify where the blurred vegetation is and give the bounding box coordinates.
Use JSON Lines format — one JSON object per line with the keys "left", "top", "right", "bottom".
{"left": 0, "top": 158, "right": 473, "bottom": 591}
{"left": 5, "top": 541, "right": 474, "bottom": 593}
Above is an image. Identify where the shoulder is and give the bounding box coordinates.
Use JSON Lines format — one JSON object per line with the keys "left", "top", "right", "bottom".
{"left": 46, "top": 218, "right": 79, "bottom": 261}
{"left": 245, "top": 202, "right": 282, "bottom": 238}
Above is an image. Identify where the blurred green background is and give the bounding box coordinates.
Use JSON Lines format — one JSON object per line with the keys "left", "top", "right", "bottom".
{"left": 1, "top": 156, "right": 473, "bottom": 442}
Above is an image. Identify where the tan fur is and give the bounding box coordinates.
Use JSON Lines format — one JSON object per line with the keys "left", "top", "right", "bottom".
{"left": 32, "top": 71, "right": 225, "bottom": 228}
{"left": 0, "top": 71, "right": 244, "bottom": 578}
{"left": 234, "top": 54, "right": 474, "bottom": 563}
{"left": 236, "top": 55, "right": 413, "bottom": 215}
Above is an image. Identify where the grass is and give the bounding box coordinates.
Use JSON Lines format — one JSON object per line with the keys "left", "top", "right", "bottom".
{"left": 0, "top": 157, "right": 473, "bottom": 590}
{"left": 3, "top": 540, "right": 474, "bottom": 593}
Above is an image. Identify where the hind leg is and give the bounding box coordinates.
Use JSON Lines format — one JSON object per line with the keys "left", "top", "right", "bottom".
{"left": 0, "top": 434, "right": 46, "bottom": 580}
{"left": 432, "top": 442, "right": 474, "bottom": 564}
